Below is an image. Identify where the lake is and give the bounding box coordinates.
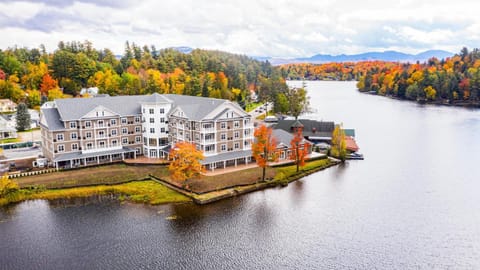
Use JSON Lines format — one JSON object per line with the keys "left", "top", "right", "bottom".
{"left": 1, "top": 81, "right": 480, "bottom": 269}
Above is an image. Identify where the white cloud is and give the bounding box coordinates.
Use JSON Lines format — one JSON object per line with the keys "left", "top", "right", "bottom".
{"left": 1, "top": 0, "right": 480, "bottom": 57}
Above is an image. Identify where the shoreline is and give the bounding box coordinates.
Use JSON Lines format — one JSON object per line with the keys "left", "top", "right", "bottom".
{"left": 0, "top": 158, "right": 340, "bottom": 208}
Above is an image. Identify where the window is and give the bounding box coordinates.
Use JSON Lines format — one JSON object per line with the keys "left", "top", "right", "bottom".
{"left": 98, "top": 130, "right": 105, "bottom": 138}
{"left": 72, "top": 143, "right": 78, "bottom": 150}
{"left": 110, "top": 119, "right": 117, "bottom": 126}
{"left": 86, "top": 143, "right": 93, "bottom": 150}
{"left": 112, "top": 140, "right": 118, "bottom": 146}
{"left": 85, "top": 121, "right": 91, "bottom": 128}
{"left": 149, "top": 108, "right": 154, "bottom": 114}
{"left": 121, "top": 118, "right": 127, "bottom": 124}
{"left": 99, "top": 141, "right": 106, "bottom": 148}
{"left": 135, "top": 136, "right": 141, "bottom": 143}
{"left": 220, "top": 122, "right": 226, "bottom": 129}
{"left": 122, "top": 137, "right": 128, "bottom": 145}
{"left": 161, "top": 127, "right": 165, "bottom": 133}
{"left": 234, "top": 142, "right": 239, "bottom": 149}
{"left": 135, "top": 126, "right": 141, "bottom": 133}
{"left": 221, "top": 133, "right": 226, "bottom": 141}
{"left": 150, "top": 128, "right": 155, "bottom": 134}
{"left": 221, "top": 144, "right": 226, "bottom": 152}
{"left": 205, "top": 145, "right": 214, "bottom": 152}
{"left": 57, "top": 134, "right": 64, "bottom": 141}
{"left": 86, "top": 132, "right": 92, "bottom": 139}
{"left": 160, "top": 108, "right": 165, "bottom": 114}
{"left": 234, "top": 131, "right": 239, "bottom": 139}
{"left": 245, "top": 129, "right": 250, "bottom": 136}
{"left": 98, "top": 120, "right": 104, "bottom": 127}
{"left": 70, "top": 132, "right": 78, "bottom": 140}
{"left": 70, "top": 122, "right": 77, "bottom": 129}
{"left": 142, "top": 108, "right": 145, "bottom": 113}
{"left": 150, "top": 118, "right": 155, "bottom": 123}
{"left": 160, "top": 117, "right": 165, "bottom": 123}
{"left": 135, "top": 148, "right": 141, "bottom": 154}
{"left": 134, "top": 116, "right": 140, "bottom": 123}
{"left": 57, "top": 145, "right": 65, "bottom": 152}
{"left": 122, "top": 128, "right": 128, "bottom": 134}
{"left": 234, "top": 121, "right": 240, "bottom": 128}
{"left": 111, "top": 129, "right": 117, "bottom": 136}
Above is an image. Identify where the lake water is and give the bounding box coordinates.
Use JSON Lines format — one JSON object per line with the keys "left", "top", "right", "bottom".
{"left": 2, "top": 81, "right": 480, "bottom": 269}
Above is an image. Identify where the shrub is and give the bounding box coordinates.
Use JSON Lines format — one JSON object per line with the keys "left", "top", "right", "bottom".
{"left": 0, "top": 175, "right": 19, "bottom": 197}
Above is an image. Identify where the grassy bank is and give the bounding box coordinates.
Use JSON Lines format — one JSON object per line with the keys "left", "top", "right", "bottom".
{"left": 16, "top": 164, "right": 169, "bottom": 189}
{"left": 0, "top": 180, "right": 191, "bottom": 206}
{"left": 273, "top": 158, "right": 334, "bottom": 185}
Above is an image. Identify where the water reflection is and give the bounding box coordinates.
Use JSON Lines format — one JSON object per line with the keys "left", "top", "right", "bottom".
{"left": 2, "top": 81, "right": 480, "bottom": 269}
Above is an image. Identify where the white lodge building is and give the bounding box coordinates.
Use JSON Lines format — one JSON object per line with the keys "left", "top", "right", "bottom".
{"left": 40, "top": 93, "right": 254, "bottom": 170}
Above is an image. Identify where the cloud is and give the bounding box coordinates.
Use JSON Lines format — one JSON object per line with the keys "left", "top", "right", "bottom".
{"left": 1, "top": 0, "right": 480, "bottom": 57}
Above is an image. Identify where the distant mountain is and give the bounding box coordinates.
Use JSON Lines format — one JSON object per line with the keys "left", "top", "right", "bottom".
{"left": 261, "top": 50, "right": 454, "bottom": 65}
{"left": 170, "top": 46, "right": 194, "bottom": 54}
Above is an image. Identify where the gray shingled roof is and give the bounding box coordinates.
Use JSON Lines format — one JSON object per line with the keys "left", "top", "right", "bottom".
{"left": 165, "top": 94, "right": 245, "bottom": 121}
{"left": 53, "top": 147, "right": 136, "bottom": 162}
{"left": 273, "top": 119, "right": 335, "bottom": 138}
{"left": 41, "top": 108, "right": 65, "bottom": 131}
{"left": 55, "top": 95, "right": 148, "bottom": 120}
{"left": 202, "top": 149, "right": 252, "bottom": 164}
{"left": 272, "top": 129, "right": 311, "bottom": 148}
{"left": 53, "top": 94, "right": 244, "bottom": 122}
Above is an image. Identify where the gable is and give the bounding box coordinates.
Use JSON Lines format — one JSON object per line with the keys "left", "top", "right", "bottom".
{"left": 206, "top": 102, "right": 247, "bottom": 120}
{"left": 81, "top": 105, "right": 119, "bottom": 119}
{"left": 169, "top": 106, "right": 187, "bottom": 118}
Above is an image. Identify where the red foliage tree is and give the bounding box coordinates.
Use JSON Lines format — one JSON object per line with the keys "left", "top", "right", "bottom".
{"left": 252, "top": 124, "right": 278, "bottom": 182}
{"left": 289, "top": 127, "right": 310, "bottom": 172}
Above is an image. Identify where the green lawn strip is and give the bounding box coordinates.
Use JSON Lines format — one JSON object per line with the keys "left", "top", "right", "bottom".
{"left": 0, "top": 180, "right": 191, "bottom": 206}
{"left": 272, "top": 158, "right": 333, "bottom": 185}
{"left": 245, "top": 102, "right": 263, "bottom": 112}
{"left": 0, "top": 138, "right": 20, "bottom": 144}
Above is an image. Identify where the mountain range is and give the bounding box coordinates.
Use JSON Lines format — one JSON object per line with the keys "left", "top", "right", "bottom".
{"left": 170, "top": 47, "right": 454, "bottom": 65}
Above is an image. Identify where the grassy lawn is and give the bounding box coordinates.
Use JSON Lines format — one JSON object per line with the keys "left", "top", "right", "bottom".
{"left": 0, "top": 180, "right": 191, "bottom": 206}
{"left": 273, "top": 158, "right": 332, "bottom": 183}
{"left": 245, "top": 102, "right": 263, "bottom": 112}
{"left": 156, "top": 167, "right": 276, "bottom": 194}
{"left": 16, "top": 164, "right": 170, "bottom": 189}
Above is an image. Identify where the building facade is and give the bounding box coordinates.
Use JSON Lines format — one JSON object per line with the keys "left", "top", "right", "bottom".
{"left": 39, "top": 93, "right": 254, "bottom": 169}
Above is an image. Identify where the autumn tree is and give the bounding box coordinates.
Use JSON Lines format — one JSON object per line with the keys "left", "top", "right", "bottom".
{"left": 289, "top": 127, "right": 310, "bottom": 172}
{"left": 168, "top": 142, "right": 205, "bottom": 185}
{"left": 0, "top": 174, "right": 19, "bottom": 198}
{"left": 15, "top": 102, "right": 31, "bottom": 131}
{"left": 287, "top": 85, "right": 310, "bottom": 119}
{"left": 40, "top": 73, "right": 58, "bottom": 95}
{"left": 252, "top": 124, "right": 278, "bottom": 182}
{"left": 330, "top": 124, "right": 347, "bottom": 162}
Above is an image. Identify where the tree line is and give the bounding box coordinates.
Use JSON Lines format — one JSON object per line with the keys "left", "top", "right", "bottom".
{"left": 280, "top": 47, "right": 480, "bottom": 106}
{"left": 0, "top": 40, "right": 288, "bottom": 109}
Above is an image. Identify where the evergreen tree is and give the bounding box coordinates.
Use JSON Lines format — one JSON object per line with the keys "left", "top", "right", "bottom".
{"left": 16, "top": 102, "right": 30, "bottom": 131}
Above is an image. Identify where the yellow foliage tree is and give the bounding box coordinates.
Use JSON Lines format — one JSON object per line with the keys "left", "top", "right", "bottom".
{"left": 0, "top": 174, "right": 19, "bottom": 198}
{"left": 168, "top": 142, "right": 205, "bottom": 185}
{"left": 330, "top": 124, "right": 347, "bottom": 162}
{"left": 424, "top": 86, "right": 437, "bottom": 100}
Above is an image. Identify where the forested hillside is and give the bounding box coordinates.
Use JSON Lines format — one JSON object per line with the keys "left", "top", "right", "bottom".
{"left": 281, "top": 47, "right": 480, "bottom": 106}
{"left": 0, "top": 41, "right": 287, "bottom": 109}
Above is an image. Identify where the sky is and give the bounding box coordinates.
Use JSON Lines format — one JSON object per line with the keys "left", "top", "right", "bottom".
{"left": 0, "top": 0, "right": 479, "bottom": 58}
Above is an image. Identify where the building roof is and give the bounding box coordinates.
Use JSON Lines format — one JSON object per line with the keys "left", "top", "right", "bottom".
{"left": 345, "top": 136, "right": 359, "bottom": 152}
{"left": 40, "top": 108, "right": 65, "bottom": 131}
{"left": 53, "top": 147, "right": 136, "bottom": 162}
{"left": 273, "top": 119, "right": 335, "bottom": 138}
{"left": 272, "top": 129, "right": 311, "bottom": 148}
{"left": 52, "top": 93, "right": 244, "bottom": 122}
{"left": 202, "top": 149, "right": 252, "bottom": 164}
{"left": 54, "top": 95, "right": 148, "bottom": 120}
{"left": 165, "top": 94, "right": 238, "bottom": 121}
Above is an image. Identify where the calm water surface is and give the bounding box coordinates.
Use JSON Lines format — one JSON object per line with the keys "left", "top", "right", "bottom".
{"left": 2, "top": 81, "right": 480, "bottom": 269}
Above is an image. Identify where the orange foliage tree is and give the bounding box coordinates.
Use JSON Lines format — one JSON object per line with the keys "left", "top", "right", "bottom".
{"left": 252, "top": 124, "right": 278, "bottom": 182}
{"left": 289, "top": 127, "right": 310, "bottom": 172}
{"left": 168, "top": 142, "right": 205, "bottom": 185}
{"left": 40, "top": 73, "right": 59, "bottom": 95}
